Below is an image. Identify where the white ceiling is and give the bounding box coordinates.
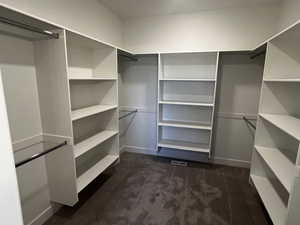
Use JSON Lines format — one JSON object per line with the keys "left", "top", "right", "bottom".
{"left": 99, "top": 0, "right": 281, "bottom": 19}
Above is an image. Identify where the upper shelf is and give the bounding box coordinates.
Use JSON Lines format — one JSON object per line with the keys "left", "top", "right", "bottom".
{"left": 159, "top": 100, "right": 214, "bottom": 107}
{"left": 68, "top": 76, "right": 117, "bottom": 81}
{"left": 264, "top": 78, "right": 300, "bottom": 82}
{"left": 260, "top": 114, "right": 300, "bottom": 141}
{"left": 159, "top": 78, "right": 216, "bottom": 82}
{"left": 71, "top": 104, "right": 117, "bottom": 121}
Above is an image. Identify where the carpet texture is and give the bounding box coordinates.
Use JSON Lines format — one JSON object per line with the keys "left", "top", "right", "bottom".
{"left": 44, "top": 152, "right": 272, "bottom": 225}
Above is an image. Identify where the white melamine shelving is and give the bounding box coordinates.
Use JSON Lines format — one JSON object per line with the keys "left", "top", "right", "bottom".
{"left": 69, "top": 76, "right": 117, "bottom": 81}
{"left": 251, "top": 23, "right": 300, "bottom": 225}
{"left": 259, "top": 114, "right": 300, "bottom": 141}
{"left": 71, "top": 104, "right": 117, "bottom": 121}
{"left": 158, "top": 139, "right": 210, "bottom": 153}
{"left": 77, "top": 154, "right": 118, "bottom": 193}
{"left": 157, "top": 52, "right": 219, "bottom": 156}
{"left": 255, "top": 146, "right": 295, "bottom": 192}
{"left": 66, "top": 30, "right": 119, "bottom": 194}
{"left": 159, "top": 100, "right": 214, "bottom": 107}
{"left": 158, "top": 120, "right": 211, "bottom": 130}
{"left": 74, "top": 130, "right": 118, "bottom": 158}
{"left": 251, "top": 175, "right": 287, "bottom": 225}
{"left": 159, "top": 78, "right": 216, "bottom": 82}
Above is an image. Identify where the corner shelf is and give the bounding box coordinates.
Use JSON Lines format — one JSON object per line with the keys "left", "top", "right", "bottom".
{"left": 71, "top": 104, "right": 117, "bottom": 121}
{"left": 76, "top": 154, "right": 118, "bottom": 193}
{"left": 158, "top": 139, "right": 210, "bottom": 153}
{"left": 250, "top": 175, "right": 287, "bottom": 225}
{"left": 74, "top": 130, "right": 118, "bottom": 158}
{"left": 259, "top": 114, "right": 300, "bottom": 141}
{"left": 158, "top": 120, "right": 212, "bottom": 130}
{"left": 255, "top": 146, "right": 295, "bottom": 192}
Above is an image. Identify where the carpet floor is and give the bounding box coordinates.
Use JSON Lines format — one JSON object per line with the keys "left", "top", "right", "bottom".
{"left": 44, "top": 152, "right": 272, "bottom": 225}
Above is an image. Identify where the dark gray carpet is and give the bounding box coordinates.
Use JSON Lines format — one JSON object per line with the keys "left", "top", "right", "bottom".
{"left": 44, "top": 152, "right": 272, "bottom": 225}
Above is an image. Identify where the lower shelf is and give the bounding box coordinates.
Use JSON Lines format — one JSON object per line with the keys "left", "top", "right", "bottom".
{"left": 251, "top": 175, "right": 287, "bottom": 225}
{"left": 77, "top": 155, "right": 118, "bottom": 193}
{"left": 158, "top": 139, "right": 210, "bottom": 153}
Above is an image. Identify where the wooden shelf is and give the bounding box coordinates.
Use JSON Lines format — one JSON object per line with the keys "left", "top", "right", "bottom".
{"left": 74, "top": 130, "right": 118, "bottom": 158}
{"left": 159, "top": 100, "right": 214, "bottom": 107}
{"left": 255, "top": 146, "right": 295, "bottom": 193}
{"left": 71, "top": 105, "right": 117, "bottom": 121}
{"left": 264, "top": 78, "right": 300, "bottom": 82}
{"left": 159, "top": 78, "right": 216, "bottom": 82}
{"left": 158, "top": 120, "right": 212, "bottom": 130}
{"left": 69, "top": 76, "right": 117, "bottom": 81}
{"left": 251, "top": 175, "right": 287, "bottom": 225}
{"left": 158, "top": 139, "right": 209, "bottom": 153}
{"left": 260, "top": 114, "right": 300, "bottom": 141}
{"left": 77, "top": 155, "right": 118, "bottom": 192}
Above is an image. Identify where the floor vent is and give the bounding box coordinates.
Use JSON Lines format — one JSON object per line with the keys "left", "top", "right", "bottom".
{"left": 171, "top": 160, "right": 188, "bottom": 167}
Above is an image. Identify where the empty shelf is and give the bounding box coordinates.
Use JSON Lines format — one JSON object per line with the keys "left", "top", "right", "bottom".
{"left": 260, "top": 114, "right": 300, "bottom": 141}
{"left": 159, "top": 120, "right": 212, "bottom": 130}
{"left": 69, "top": 76, "right": 117, "bottom": 81}
{"left": 255, "top": 146, "right": 295, "bottom": 192}
{"left": 74, "top": 130, "right": 118, "bottom": 158}
{"left": 71, "top": 105, "right": 117, "bottom": 121}
{"left": 160, "top": 78, "right": 216, "bottom": 82}
{"left": 77, "top": 155, "right": 118, "bottom": 192}
{"left": 264, "top": 78, "right": 300, "bottom": 82}
{"left": 158, "top": 139, "right": 210, "bottom": 153}
{"left": 251, "top": 175, "right": 287, "bottom": 225}
{"left": 159, "top": 100, "right": 214, "bottom": 107}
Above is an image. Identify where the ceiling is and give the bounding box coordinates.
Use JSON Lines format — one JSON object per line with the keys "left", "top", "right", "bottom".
{"left": 99, "top": 0, "right": 281, "bottom": 19}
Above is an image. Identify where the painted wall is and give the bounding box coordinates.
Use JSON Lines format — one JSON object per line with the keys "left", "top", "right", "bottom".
{"left": 276, "top": 0, "right": 300, "bottom": 31}
{"left": 123, "top": 4, "right": 280, "bottom": 54}
{"left": 0, "top": 0, "right": 123, "bottom": 48}
{"left": 213, "top": 53, "right": 264, "bottom": 167}
{"left": 119, "top": 55, "right": 158, "bottom": 154}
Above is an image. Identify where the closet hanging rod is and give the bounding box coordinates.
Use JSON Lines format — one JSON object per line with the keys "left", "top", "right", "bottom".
{"left": 119, "top": 109, "right": 138, "bottom": 120}
{"left": 243, "top": 116, "right": 256, "bottom": 130}
{"left": 0, "top": 16, "right": 59, "bottom": 39}
{"left": 15, "top": 141, "right": 67, "bottom": 168}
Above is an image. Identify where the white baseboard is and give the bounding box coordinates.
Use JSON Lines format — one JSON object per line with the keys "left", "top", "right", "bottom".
{"left": 213, "top": 157, "right": 250, "bottom": 168}
{"left": 122, "top": 145, "right": 250, "bottom": 168}
{"left": 27, "top": 204, "right": 60, "bottom": 225}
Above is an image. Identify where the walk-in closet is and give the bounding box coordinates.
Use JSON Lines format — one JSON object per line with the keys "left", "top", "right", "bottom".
{"left": 0, "top": 1, "right": 300, "bottom": 225}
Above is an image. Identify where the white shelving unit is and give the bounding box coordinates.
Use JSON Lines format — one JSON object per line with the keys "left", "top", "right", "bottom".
{"left": 157, "top": 52, "right": 219, "bottom": 156}
{"left": 250, "top": 23, "right": 300, "bottom": 225}
{"left": 66, "top": 31, "right": 119, "bottom": 193}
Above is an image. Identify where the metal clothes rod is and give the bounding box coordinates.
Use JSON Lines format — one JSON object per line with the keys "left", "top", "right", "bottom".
{"left": 15, "top": 141, "right": 67, "bottom": 168}
{"left": 0, "top": 16, "right": 59, "bottom": 39}
{"left": 243, "top": 116, "right": 256, "bottom": 130}
{"left": 119, "top": 109, "right": 138, "bottom": 120}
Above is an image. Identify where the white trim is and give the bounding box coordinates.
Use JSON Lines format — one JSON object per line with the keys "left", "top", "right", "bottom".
{"left": 12, "top": 134, "right": 43, "bottom": 152}
{"left": 27, "top": 205, "right": 57, "bottom": 225}
{"left": 122, "top": 145, "right": 251, "bottom": 168}
{"left": 213, "top": 157, "right": 250, "bottom": 168}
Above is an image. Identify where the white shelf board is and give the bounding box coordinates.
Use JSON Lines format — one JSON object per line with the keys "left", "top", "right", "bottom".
{"left": 159, "top": 100, "right": 214, "bottom": 107}
{"left": 260, "top": 114, "right": 300, "bottom": 141}
{"left": 158, "top": 139, "right": 210, "bottom": 153}
{"left": 74, "top": 130, "right": 118, "bottom": 158}
{"left": 264, "top": 78, "right": 300, "bottom": 82}
{"left": 251, "top": 175, "right": 287, "bottom": 225}
{"left": 158, "top": 120, "right": 212, "bottom": 130}
{"left": 77, "top": 154, "right": 118, "bottom": 192}
{"left": 68, "top": 76, "right": 117, "bottom": 81}
{"left": 255, "top": 146, "right": 295, "bottom": 193}
{"left": 71, "top": 105, "right": 117, "bottom": 121}
{"left": 159, "top": 78, "right": 216, "bottom": 82}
